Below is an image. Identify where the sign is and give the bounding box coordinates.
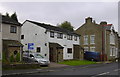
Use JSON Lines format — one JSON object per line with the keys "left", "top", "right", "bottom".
{"left": 28, "top": 43, "right": 34, "bottom": 50}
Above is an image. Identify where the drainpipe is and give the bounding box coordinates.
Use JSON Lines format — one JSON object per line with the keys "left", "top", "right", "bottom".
{"left": 102, "top": 25, "right": 105, "bottom": 61}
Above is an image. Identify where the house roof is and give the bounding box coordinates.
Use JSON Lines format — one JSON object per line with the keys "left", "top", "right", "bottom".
{"left": 25, "top": 20, "right": 80, "bottom": 36}
{"left": 1, "top": 15, "right": 21, "bottom": 26}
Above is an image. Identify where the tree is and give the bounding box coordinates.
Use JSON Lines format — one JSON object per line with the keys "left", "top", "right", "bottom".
{"left": 11, "top": 12, "right": 18, "bottom": 22}
{"left": 6, "top": 12, "right": 10, "bottom": 17}
{"left": 57, "top": 21, "right": 74, "bottom": 31}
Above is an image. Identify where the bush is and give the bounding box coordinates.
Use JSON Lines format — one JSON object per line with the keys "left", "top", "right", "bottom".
{"left": 10, "top": 55, "right": 14, "bottom": 62}
{"left": 16, "top": 52, "right": 20, "bottom": 62}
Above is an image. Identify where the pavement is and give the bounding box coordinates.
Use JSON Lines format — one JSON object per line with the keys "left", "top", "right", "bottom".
{"left": 2, "top": 61, "right": 114, "bottom": 76}
{"left": 2, "top": 62, "right": 70, "bottom": 76}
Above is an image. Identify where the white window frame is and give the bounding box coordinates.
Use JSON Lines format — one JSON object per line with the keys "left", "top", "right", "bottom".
{"left": 84, "top": 47, "right": 89, "bottom": 51}
{"left": 110, "top": 46, "right": 115, "bottom": 56}
{"left": 84, "top": 35, "right": 88, "bottom": 45}
{"left": 90, "top": 47, "right": 95, "bottom": 52}
{"left": 90, "top": 35, "right": 95, "bottom": 44}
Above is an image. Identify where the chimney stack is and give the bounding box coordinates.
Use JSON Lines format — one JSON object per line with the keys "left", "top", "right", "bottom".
{"left": 100, "top": 21, "right": 107, "bottom": 26}
{"left": 85, "top": 17, "right": 92, "bottom": 23}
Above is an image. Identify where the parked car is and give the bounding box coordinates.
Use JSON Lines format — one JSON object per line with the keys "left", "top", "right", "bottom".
{"left": 23, "top": 52, "right": 50, "bottom": 66}
{"left": 84, "top": 51, "right": 100, "bottom": 61}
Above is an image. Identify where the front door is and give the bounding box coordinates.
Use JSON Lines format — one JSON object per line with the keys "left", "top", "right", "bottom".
{"left": 49, "top": 47, "right": 54, "bottom": 62}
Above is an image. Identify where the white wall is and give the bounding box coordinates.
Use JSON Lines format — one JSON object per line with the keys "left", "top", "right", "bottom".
{"left": 110, "top": 31, "right": 115, "bottom": 45}
{"left": 0, "top": 23, "right": 2, "bottom": 59}
{"left": 2, "top": 23, "right": 21, "bottom": 41}
{"left": 21, "top": 21, "right": 49, "bottom": 60}
{"left": 21, "top": 21, "right": 80, "bottom": 60}
{"left": 47, "top": 32, "right": 79, "bottom": 59}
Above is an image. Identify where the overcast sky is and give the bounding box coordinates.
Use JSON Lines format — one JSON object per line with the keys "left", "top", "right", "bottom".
{"left": 0, "top": 2, "right": 118, "bottom": 31}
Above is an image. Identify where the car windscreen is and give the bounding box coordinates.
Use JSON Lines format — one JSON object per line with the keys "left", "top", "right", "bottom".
{"left": 34, "top": 54, "right": 44, "bottom": 58}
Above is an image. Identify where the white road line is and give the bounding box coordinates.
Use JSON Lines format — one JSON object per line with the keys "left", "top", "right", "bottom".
{"left": 91, "top": 72, "right": 110, "bottom": 77}
{"left": 98, "top": 72, "right": 110, "bottom": 75}
{"left": 114, "top": 69, "right": 120, "bottom": 71}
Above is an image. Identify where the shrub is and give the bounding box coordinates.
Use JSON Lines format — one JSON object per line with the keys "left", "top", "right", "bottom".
{"left": 10, "top": 55, "right": 14, "bottom": 62}
{"left": 16, "top": 52, "right": 20, "bottom": 62}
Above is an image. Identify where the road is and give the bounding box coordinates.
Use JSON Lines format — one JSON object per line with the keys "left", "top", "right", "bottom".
{"left": 3, "top": 62, "right": 120, "bottom": 77}
{"left": 29, "top": 62, "right": 119, "bottom": 76}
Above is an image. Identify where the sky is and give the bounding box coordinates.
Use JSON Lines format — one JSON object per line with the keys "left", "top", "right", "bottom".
{"left": 0, "top": 1, "right": 119, "bottom": 32}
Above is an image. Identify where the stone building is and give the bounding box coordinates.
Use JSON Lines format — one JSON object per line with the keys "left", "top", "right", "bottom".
{"left": 75, "top": 17, "right": 119, "bottom": 61}
{"left": 1, "top": 15, "right": 23, "bottom": 62}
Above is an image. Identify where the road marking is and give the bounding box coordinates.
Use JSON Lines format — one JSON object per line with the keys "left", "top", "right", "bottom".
{"left": 91, "top": 72, "right": 110, "bottom": 77}
{"left": 98, "top": 72, "right": 110, "bottom": 75}
{"left": 114, "top": 69, "right": 120, "bottom": 71}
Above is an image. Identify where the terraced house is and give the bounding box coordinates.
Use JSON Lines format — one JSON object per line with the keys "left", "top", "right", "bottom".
{"left": 21, "top": 20, "right": 83, "bottom": 62}
{"left": 1, "top": 15, "right": 23, "bottom": 62}
{"left": 76, "top": 17, "right": 119, "bottom": 61}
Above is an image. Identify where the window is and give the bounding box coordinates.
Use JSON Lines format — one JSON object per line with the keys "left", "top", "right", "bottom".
{"left": 84, "top": 35, "right": 88, "bottom": 45}
{"left": 84, "top": 47, "right": 89, "bottom": 51}
{"left": 74, "top": 36, "right": 77, "bottom": 41}
{"left": 67, "top": 48, "right": 72, "bottom": 53}
{"left": 21, "top": 35, "right": 24, "bottom": 39}
{"left": 57, "top": 33, "right": 63, "bottom": 39}
{"left": 110, "top": 46, "right": 115, "bottom": 56}
{"left": 0, "top": 24, "right": 1, "bottom": 32}
{"left": 36, "top": 47, "right": 41, "bottom": 53}
{"left": 90, "top": 35, "right": 95, "bottom": 44}
{"left": 10, "top": 26, "right": 17, "bottom": 33}
{"left": 90, "top": 47, "right": 95, "bottom": 52}
{"left": 67, "top": 35, "right": 72, "bottom": 40}
{"left": 50, "top": 31, "right": 54, "bottom": 38}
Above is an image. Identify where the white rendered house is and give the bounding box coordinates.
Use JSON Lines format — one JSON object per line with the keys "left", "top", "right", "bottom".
{"left": 21, "top": 20, "right": 82, "bottom": 62}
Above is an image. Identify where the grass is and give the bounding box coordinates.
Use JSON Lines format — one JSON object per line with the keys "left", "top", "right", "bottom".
{"left": 59, "top": 60, "right": 97, "bottom": 66}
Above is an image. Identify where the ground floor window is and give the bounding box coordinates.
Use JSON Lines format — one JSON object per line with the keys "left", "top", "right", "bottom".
{"left": 90, "top": 47, "right": 95, "bottom": 52}
{"left": 67, "top": 48, "right": 72, "bottom": 53}
{"left": 84, "top": 47, "right": 89, "bottom": 51}
{"left": 36, "top": 47, "right": 41, "bottom": 53}
{"left": 110, "top": 46, "right": 115, "bottom": 56}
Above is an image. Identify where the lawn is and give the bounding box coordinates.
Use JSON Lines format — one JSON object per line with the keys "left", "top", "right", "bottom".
{"left": 59, "top": 60, "right": 97, "bottom": 66}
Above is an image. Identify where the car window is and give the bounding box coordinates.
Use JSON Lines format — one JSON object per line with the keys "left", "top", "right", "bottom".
{"left": 30, "top": 54, "right": 34, "bottom": 57}
{"left": 34, "top": 54, "right": 44, "bottom": 58}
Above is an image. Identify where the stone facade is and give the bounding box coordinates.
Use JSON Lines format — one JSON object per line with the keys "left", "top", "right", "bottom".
{"left": 75, "top": 17, "right": 119, "bottom": 61}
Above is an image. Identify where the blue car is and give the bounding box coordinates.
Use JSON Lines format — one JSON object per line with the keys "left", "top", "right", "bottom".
{"left": 84, "top": 51, "right": 100, "bottom": 61}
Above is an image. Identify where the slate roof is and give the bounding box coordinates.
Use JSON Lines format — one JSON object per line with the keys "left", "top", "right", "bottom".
{"left": 26, "top": 20, "right": 80, "bottom": 36}
{"left": 1, "top": 15, "right": 21, "bottom": 26}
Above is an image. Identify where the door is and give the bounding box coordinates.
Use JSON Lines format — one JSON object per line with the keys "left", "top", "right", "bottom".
{"left": 49, "top": 47, "right": 54, "bottom": 62}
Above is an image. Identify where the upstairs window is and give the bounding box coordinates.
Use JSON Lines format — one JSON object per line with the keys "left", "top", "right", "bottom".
{"left": 90, "top": 35, "right": 95, "bottom": 44}
{"left": 50, "top": 31, "right": 54, "bottom": 38}
{"left": 84, "top": 35, "right": 88, "bottom": 45}
{"left": 10, "top": 26, "right": 17, "bottom": 33}
{"left": 67, "top": 35, "right": 72, "bottom": 40}
{"left": 57, "top": 33, "right": 63, "bottom": 39}
{"left": 74, "top": 36, "right": 77, "bottom": 41}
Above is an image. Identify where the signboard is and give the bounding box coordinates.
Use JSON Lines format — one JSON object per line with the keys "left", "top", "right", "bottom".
{"left": 28, "top": 43, "right": 34, "bottom": 50}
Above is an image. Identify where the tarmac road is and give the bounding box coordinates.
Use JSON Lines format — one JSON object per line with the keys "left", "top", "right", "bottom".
{"left": 2, "top": 62, "right": 120, "bottom": 77}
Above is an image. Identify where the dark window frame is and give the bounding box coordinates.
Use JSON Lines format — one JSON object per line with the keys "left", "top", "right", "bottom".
{"left": 50, "top": 31, "right": 54, "bottom": 38}
{"left": 67, "top": 35, "right": 73, "bottom": 40}
{"left": 57, "top": 33, "right": 63, "bottom": 39}
{"left": 10, "top": 26, "right": 17, "bottom": 33}
{"left": 74, "top": 36, "right": 77, "bottom": 41}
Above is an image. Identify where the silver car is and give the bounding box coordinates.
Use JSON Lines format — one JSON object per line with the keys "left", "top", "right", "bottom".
{"left": 23, "top": 52, "right": 50, "bottom": 66}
